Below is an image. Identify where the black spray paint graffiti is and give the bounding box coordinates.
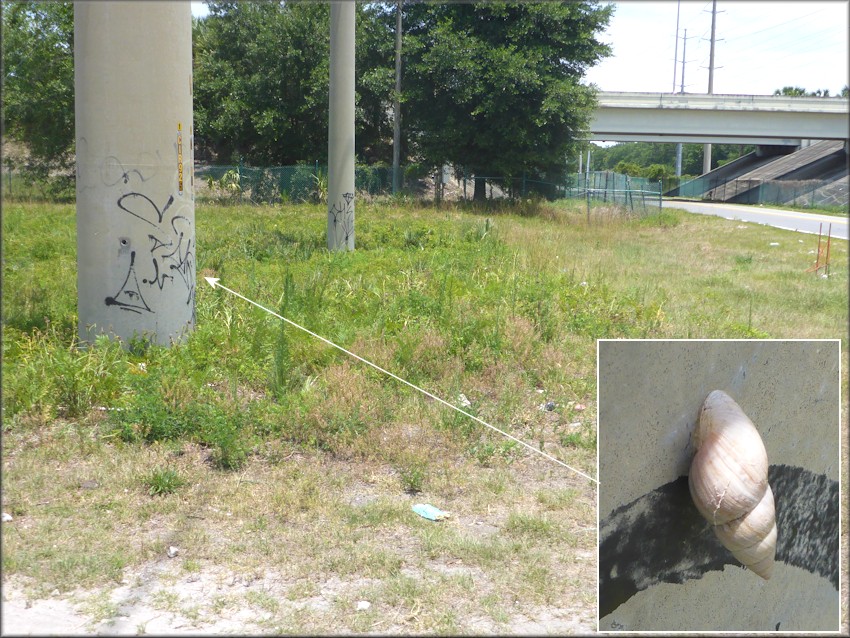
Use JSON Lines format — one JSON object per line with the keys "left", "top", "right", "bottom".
{"left": 598, "top": 464, "right": 839, "bottom": 619}
{"left": 101, "top": 155, "right": 157, "bottom": 187}
{"left": 104, "top": 249, "right": 152, "bottom": 314}
{"left": 105, "top": 191, "right": 195, "bottom": 315}
{"left": 329, "top": 191, "right": 354, "bottom": 246}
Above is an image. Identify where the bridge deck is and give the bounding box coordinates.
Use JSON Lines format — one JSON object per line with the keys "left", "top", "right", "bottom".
{"left": 590, "top": 92, "right": 850, "bottom": 145}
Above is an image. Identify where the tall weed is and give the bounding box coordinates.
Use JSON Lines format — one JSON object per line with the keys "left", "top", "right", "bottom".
{"left": 3, "top": 328, "right": 130, "bottom": 421}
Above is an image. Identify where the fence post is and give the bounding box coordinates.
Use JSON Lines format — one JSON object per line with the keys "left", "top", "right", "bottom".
{"left": 658, "top": 180, "right": 662, "bottom": 210}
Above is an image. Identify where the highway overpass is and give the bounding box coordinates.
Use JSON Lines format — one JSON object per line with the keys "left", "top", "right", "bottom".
{"left": 590, "top": 92, "right": 850, "bottom": 146}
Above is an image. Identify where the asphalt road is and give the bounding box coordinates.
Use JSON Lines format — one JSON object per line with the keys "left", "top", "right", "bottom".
{"left": 662, "top": 199, "right": 848, "bottom": 241}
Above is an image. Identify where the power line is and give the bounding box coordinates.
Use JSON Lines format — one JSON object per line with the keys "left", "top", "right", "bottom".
{"left": 722, "top": 6, "right": 830, "bottom": 43}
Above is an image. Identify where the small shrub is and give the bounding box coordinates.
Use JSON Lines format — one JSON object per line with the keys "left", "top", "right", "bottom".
{"left": 397, "top": 458, "right": 427, "bottom": 494}
{"left": 144, "top": 468, "right": 186, "bottom": 496}
{"left": 111, "top": 387, "right": 192, "bottom": 443}
{"left": 197, "top": 406, "right": 249, "bottom": 471}
{"left": 206, "top": 170, "right": 242, "bottom": 203}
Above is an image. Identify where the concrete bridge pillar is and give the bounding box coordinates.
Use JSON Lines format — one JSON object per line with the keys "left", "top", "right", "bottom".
{"left": 75, "top": 1, "right": 195, "bottom": 346}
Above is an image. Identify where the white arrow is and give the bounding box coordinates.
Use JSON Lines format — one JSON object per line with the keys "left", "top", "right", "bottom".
{"left": 204, "top": 276, "right": 598, "bottom": 484}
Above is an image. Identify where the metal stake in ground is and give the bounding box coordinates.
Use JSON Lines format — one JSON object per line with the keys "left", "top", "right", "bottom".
{"left": 204, "top": 277, "right": 598, "bottom": 485}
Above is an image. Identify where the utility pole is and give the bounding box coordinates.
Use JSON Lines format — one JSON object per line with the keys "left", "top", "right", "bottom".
{"left": 672, "top": 0, "right": 681, "bottom": 93}
{"left": 703, "top": 0, "right": 718, "bottom": 174}
{"left": 673, "top": 0, "right": 682, "bottom": 177}
{"left": 392, "top": 0, "right": 402, "bottom": 195}
{"left": 675, "top": 28, "right": 688, "bottom": 177}
{"left": 328, "top": 1, "right": 355, "bottom": 251}
{"left": 75, "top": 1, "right": 195, "bottom": 346}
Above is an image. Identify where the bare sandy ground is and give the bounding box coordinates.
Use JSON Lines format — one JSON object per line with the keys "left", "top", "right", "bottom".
{"left": 2, "top": 556, "right": 595, "bottom": 636}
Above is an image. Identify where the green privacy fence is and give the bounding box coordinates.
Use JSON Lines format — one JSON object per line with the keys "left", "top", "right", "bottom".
{"left": 195, "top": 163, "right": 406, "bottom": 204}
{"left": 3, "top": 161, "right": 664, "bottom": 213}
{"left": 196, "top": 163, "right": 662, "bottom": 212}
{"left": 675, "top": 175, "right": 848, "bottom": 208}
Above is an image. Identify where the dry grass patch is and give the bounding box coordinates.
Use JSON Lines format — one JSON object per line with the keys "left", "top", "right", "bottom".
{"left": 3, "top": 417, "right": 597, "bottom": 631}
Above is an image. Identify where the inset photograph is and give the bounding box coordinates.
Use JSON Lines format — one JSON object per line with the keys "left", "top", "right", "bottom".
{"left": 597, "top": 339, "right": 841, "bottom": 633}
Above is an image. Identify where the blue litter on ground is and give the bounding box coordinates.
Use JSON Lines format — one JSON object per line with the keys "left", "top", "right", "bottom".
{"left": 412, "top": 503, "right": 450, "bottom": 521}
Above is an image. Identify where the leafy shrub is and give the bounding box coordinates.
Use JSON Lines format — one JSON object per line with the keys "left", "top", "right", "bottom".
{"left": 206, "top": 170, "right": 242, "bottom": 203}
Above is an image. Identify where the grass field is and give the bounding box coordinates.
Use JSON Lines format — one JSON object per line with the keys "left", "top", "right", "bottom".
{"left": 2, "top": 197, "right": 848, "bottom": 633}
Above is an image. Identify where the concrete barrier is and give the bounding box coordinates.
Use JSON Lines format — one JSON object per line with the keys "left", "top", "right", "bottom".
{"left": 597, "top": 340, "right": 840, "bottom": 632}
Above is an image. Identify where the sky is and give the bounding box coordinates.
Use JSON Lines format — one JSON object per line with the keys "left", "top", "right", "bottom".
{"left": 191, "top": 1, "right": 850, "bottom": 97}
{"left": 584, "top": 1, "right": 849, "bottom": 96}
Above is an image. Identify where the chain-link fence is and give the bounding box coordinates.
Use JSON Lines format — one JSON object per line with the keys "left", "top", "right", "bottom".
{"left": 2, "top": 166, "right": 76, "bottom": 203}
{"left": 195, "top": 163, "right": 442, "bottom": 204}
{"left": 677, "top": 175, "right": 849, "bottom": 209}
{"left": 563, "top": 171, "right": 663, "bottom": 214}
{"left": 3, "top": 160, "right": 663, "bottom": 213}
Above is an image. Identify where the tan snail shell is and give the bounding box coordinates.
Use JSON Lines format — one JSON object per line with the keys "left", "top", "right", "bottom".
{"left": 688, "top": 390, "right": 777, "bottom": 579}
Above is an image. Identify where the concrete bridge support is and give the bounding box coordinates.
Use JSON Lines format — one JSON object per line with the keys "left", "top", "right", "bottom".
{"left": 327, "top": 1, "right": 355, "bottom": 251}
{"left": 75, "top": 1, "right": 195, "bottom": 346}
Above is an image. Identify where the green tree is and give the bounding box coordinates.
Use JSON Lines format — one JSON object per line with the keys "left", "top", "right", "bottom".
{"left": 193, "top": 2, "right": 400, "bottom": 166}
{"left": 773, "top": 86, "right": 838, "bottom": 97}
{"left": 592, "top": 142, "right": 753, "bottom": 177}
{"left": 773, "top": 86, "right": 808, "bottom": 97}
{"left": 401, "top": 2, "right": 612, "bottom": 200}
{"left": 1, "top": 2, "right": 75, "bottom": 183}
{"left": 643, "top": 164, "right": 669, "bottom": 181}
{"left": 614, "top": 161, "right": 642, "bottom": 176}
{"left": 193, "top": 1, "right": 331, "bottom": 165}
{"left": 354, "top": 3, "right": 398, "bottom": 165}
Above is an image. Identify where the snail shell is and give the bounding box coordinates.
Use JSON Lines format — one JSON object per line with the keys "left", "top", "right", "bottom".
{"left": 689, "top": 390, "right": 777, "bottom": 579}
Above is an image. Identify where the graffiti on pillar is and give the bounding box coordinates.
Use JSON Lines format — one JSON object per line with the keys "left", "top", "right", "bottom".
{"left": 104, "top": 250, "right": 152, "bottom": 314}
{"left": 329, "top": 191, "right": 354, "bottom": 246}
{"left": 102, "top": 162, "right": 195, "bottom": 315}
{"left": 101, "top": 155, "right": 157, "bottom": 187}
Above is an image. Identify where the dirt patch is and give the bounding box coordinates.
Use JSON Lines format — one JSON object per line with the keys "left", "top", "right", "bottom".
{"left": 2, "top": 437, "right": 597, "bottom": 635}
{"left": 3, "top": 552, "right": 596, "bottom": 635}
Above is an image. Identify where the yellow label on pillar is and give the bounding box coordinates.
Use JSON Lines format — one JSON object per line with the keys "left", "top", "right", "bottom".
{"left": 177, "top": 123, "right": 184, "bottom": 195}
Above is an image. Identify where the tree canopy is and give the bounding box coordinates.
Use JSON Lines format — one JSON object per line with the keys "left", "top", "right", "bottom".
{"left": 399, "top": 2, "right": 611, "bottom": 198}
{"left": 3, "top": 0, "right": 612, "bottom": 195}
{"left": 192, "top": 1, "right": 332, "bottom": 165}
{"left": 1, "top": 2, "right": 74, "bottom": 180}
{"left": 590, "top": 142, "right": 756, "bottom": 181}
{"left": 773, "top": 86, "right": 850, "bottom": 98}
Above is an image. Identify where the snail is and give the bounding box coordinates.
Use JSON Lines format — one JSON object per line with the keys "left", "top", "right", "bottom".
{"left": 688, "top": 390, "right": 777, "bottom": 579}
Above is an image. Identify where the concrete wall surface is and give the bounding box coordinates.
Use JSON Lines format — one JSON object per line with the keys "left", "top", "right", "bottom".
{"left": 597, "top": 339, "right": 840, "bottom": 632}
